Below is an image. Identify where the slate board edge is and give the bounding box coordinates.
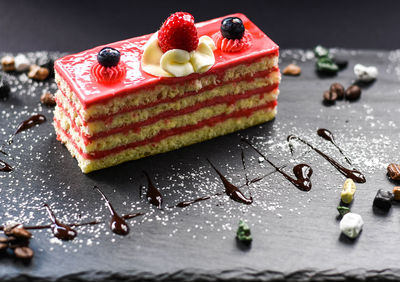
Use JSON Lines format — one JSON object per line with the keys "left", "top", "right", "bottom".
{"left": 4, "top": 267, "right": 400, "bottom": 282}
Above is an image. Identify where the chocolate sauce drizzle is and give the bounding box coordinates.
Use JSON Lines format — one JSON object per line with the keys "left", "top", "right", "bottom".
{"left": 207, "top": 159, "right": 253, "bottom": 204}
{"left": 0, "top": 211, "right": 143, "bottom": 235}
{"left": 242, "top": 138, "right": 313, "bottom": 191}
{"left": 250, "top": 165, "right": 286, "bottom": 185}
{"left": 0, "top": 159, "right": 12, "bottom": 172}
{"left": 143, "top": 171, "right": 163, "bottom": 209}
{"left": 43, "top": 204, "right": 77, "bottom": 240}
{"left": 0, "top": 193, "right": 142, "bottom": 239}
{"left": 94, "top": 186, "right": 130, "bottom": 236}
{"left": 14, "top": 114, "right": 46, "bottom": 135}
{"left": 287, "top": 134, "right": 366, "bottom": 183}
{"left": 8, "top": 114, "right": 46, "bottom": 144}
{"left": 317, "top": 128, "right": 352, "bottom": 166}
{"left": 241, "top": 149, "right": 250, "bottom": 186}
{"left": 174, "top": 193, "right": 223, "bottom": 208}
{"left": 0, "top": 115, "right": 46, "bottom": 170}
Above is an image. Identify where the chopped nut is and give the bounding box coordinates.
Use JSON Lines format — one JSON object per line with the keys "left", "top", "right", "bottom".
{"left": 314, "top": 45, "right": 329, "bottom": 58}
{"left": 337, "top": 206, "right": 350, "bottom": 217}
{"left": 393, "top": 186, "right": 400, "bottom": 201}
{"left": 0, "top": 242, "right": 8, "bottom": 252}
{"left": 373, "top": 189, "right": 393, "bottom": 212}
{"left": 1, "top": 56, "right": 16, "bottom": 72}
{"left": 236, "top": 219, "right": 252, "bottom": 244}
{"left": 5, "top": 226, "right": 32, "bottom": 240}
{"left": 14, "top": 54, "right": 30, "bottom": 72}
{"left": 14, "top": 246, "right": 34, "bottom": 260}
{"left": 40, "top": 92, "right": 56, "bottom": 106}
{"left": 340, "top": 213, "right": 363, "bottom": 239}
{"left": 282, "top": 63, "right": 301, "bottom": 76}
{"left": 28, "top": 65, "right": 50, "bottom": 81}
{"left": 387, "top": 163, "right": 400, "bottom": 180}
{"left": 354, "top": 63, "right": 378, "bottom": 82}
{"left": 3, "top": 222, "right": 22, "bottom": 235}
{"left": 340, "top": 178, "right": 356, "bottom": 204}
{"left": 323, "top": 90, "right": 337, "bottom": 104}
{"left": 317, "top": 57, "right": 339, "bottom": 74}
{"left": 345, "top": 85, "right": 362, "bottom": 101}
{"left": 329, "top": 82, "right": 345, "bottom": 100}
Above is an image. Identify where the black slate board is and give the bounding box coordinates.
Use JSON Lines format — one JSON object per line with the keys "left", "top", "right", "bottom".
{"left": 1, "top": 49, "right": 400, "bottom": 281}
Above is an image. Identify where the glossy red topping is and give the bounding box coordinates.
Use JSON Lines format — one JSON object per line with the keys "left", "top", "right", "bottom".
{"left": 54, "top": 13, "right": 279, "bottom": 108}
{"left": 213, "top": 31, "right": 252, "bottom": 52}
{"left": 91, "top": 62, "right": 126, "bottom": 84}
{"left": 158, "top": 12, "right": 199, "bottom": 53}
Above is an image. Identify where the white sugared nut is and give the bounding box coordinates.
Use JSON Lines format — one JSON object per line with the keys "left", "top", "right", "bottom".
{"left": 14, "top": 54, "right": 30, "bottom": 72}
{"left": 354, "top": 64, "right": 378, "bottom": 82}
{"left": 1, "top": 55, "right": 16, "bottom": 72}
{"left": 340, "top": 212, "right": 364, "bottom": 239}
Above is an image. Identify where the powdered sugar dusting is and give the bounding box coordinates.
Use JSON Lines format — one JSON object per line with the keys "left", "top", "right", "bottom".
{"left": 0, "top": 50, "right": 399, "bottom": 259}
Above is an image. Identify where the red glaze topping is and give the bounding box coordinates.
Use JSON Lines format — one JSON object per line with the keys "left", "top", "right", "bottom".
{"left": 91, "top": 62, "right": 127, "bottom": 84}
{"left": 54, "top": 13, "right": 279, "bottom": 108}
{"left": 213, "top": 31, "right": 252, "bottom": 52}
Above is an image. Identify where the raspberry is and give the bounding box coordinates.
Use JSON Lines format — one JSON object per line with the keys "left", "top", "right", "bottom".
{"left": 158, "top": 12, "right": 199, "bottom": 53}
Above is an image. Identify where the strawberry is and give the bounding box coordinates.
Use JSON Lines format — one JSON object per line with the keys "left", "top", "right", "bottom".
{"left": 158, "top": 12, "right": 199, "bottom": 53}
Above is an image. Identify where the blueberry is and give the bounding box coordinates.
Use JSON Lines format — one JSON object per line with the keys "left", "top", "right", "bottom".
{"left": 0, "top": 76, "right": 10, "bottom": 99}
{"left": 97, "top": 47, "right": 120, "bottom": 67}
{"left": 220, "top": 17, "right": 245, "bottom": 40}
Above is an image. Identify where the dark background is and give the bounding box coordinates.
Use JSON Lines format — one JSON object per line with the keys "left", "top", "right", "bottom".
{"left": 0, "top": 0, "right": 399, "bottom": 52}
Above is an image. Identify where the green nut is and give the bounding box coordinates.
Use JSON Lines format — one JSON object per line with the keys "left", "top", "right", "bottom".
{"left": 314, "top": 45, "right": 329, "bottom": 58}
{"left": 316, "top": 57, "right": 339, "bottom": 73}
{"left": 337, "top": 206, "right": 351, "bottom": 217}
{"left": 236, "top": 220, "right": 252, "bottom": 244}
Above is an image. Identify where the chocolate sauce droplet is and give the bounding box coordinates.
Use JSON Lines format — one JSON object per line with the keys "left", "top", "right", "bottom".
{"left": 317, "top": 128, "right": 352, "bottom": 166}
{"left": 242, "top": 138, "right": 313, "bottom": 191}
{"left": 44, "top": 204, "right": 77, "bottom": 240}
{"left": 207, "top": 159, "right": 253, "bottom": 205}
{"left": 287, "top": 135, "right": 366, "bottom": 183}
{"left": 317, "top": 128, "right": 334, "bottom": 142}
{"left": 143, "top": 171, "right": 163, "bottom": 209}
{"left": 293, "top": 164, "right": 313, "bottom": 191}
{"left": 94, "top": 186, "right": 129, "bottom": 236}
{"left": 0, "top": 159, "right": 12, "bottom": 172}
{"left": 14, "top": 114, "right": 46, "bottom": 135}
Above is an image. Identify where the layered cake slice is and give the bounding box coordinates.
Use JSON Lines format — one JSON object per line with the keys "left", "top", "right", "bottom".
{"left": 54, "top": 12, "right": 280, "bottom": 173}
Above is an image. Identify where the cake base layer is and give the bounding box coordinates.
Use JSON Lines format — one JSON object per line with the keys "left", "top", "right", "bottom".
{"left": 55, "top": 107, "right": 276, "bottom": 173}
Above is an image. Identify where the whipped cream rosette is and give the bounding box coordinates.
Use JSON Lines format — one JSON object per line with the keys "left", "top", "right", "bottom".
{"left": 142, "top": 33, "right": 216, "bottom": 77}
